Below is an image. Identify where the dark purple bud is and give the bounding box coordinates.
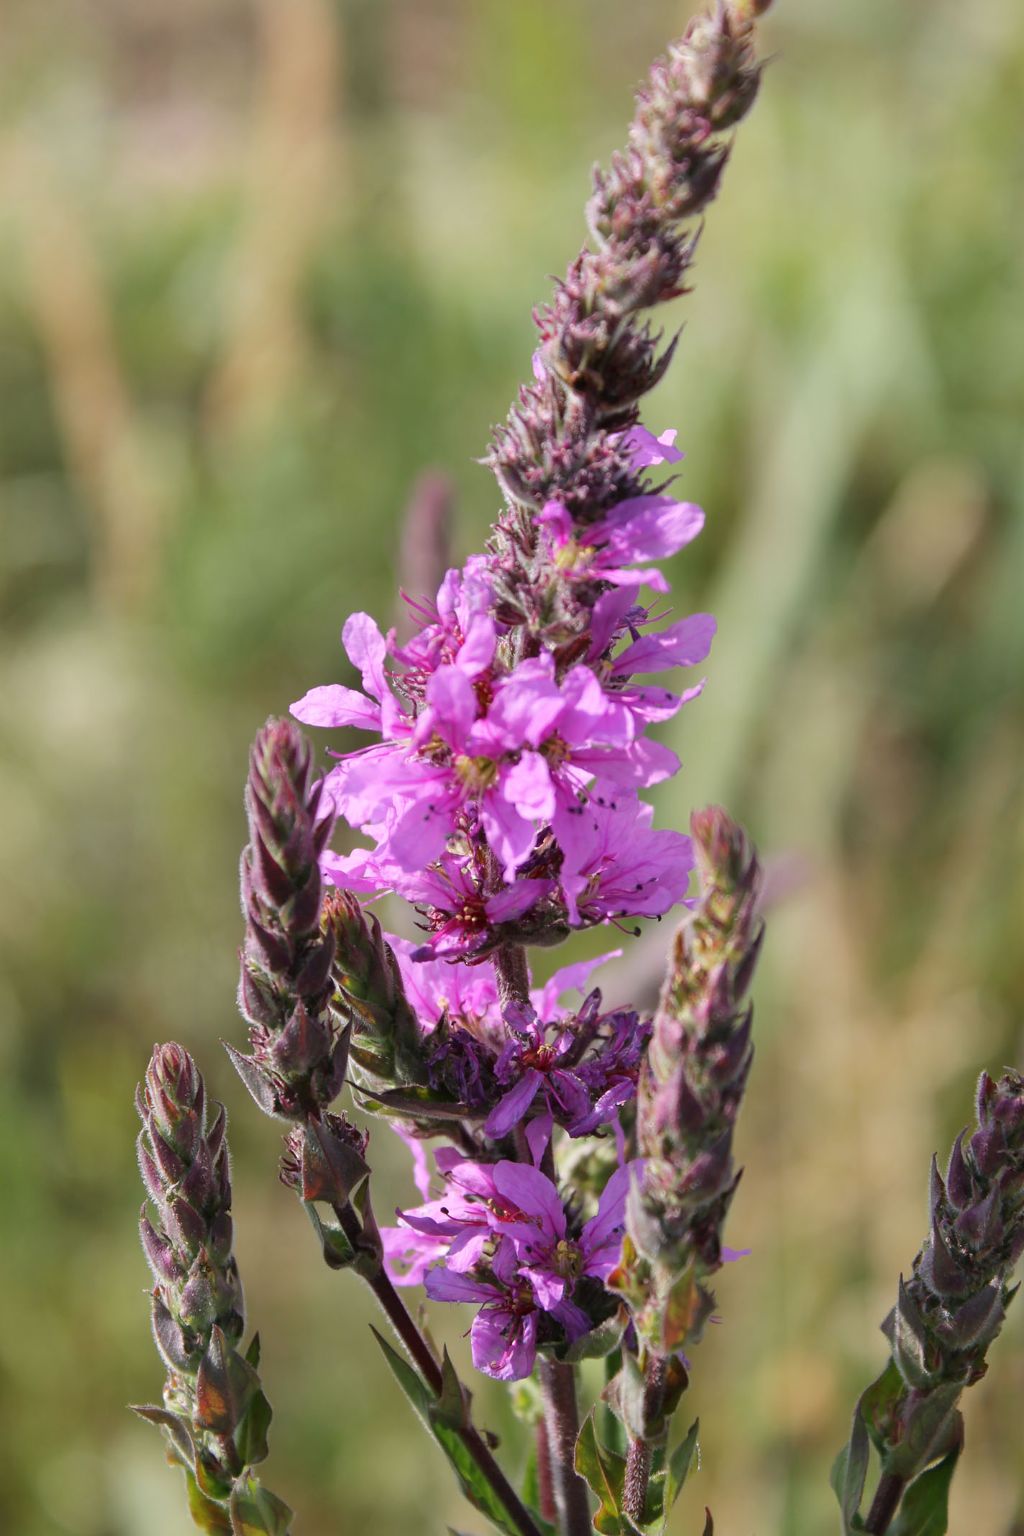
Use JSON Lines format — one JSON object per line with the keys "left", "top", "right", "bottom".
{"left": 271, "top": 1002, "right": 332, "bottom": 1077}
{"left": 237, "top": 962, "right": 283, "bottom": 1031}
{"left": 946, "top": 1131, "right": 972, "bottom": 1209}
{"left": 929, "top": 1156, "right": 947, "bottom": 1224}
{"left": 920, "top": 1220, "right": 972, "bottom": 1301}
{"left": 680, "top": 1127, "right": 733, "bottom": 1202}
{"left": 291, "top": 928, "right": 336, "bottom": 997}
{"left": 151, "top": 1293, "right": 195, "bottom": 1374}
{"left": 251, "top": 832, "right": 296, "bottom": 912}
{"left": 137, "top": 1136, "right": 165, "bottom": 1206}
{"left": 976, "top": 1070, "right": 996, "bottom": 1125}
{"left": 954, "top": 1187, "right": 1002, "bottom": 1253}
{"left": 205, "top": 1103, "right": 227, "bottom": 1164}
{"left": 245, "top": 911, "right": 294, "bottom": 976}
{"left": 179, "top": 1254, "right": 218, "bottom": 1332}
{"left": 208, "top": 1209, "right": 234, "bottom": 1268}
{"left": 180, "top": 1142, "right": 215, "bottom": 1214}
{"left": 947, "top": 1284, "right": 1005, "bottom": 1351}
{"left": 892, "top": 1276, "right": 932, "bottom": 1389}
{"left": 969, "top": 1122, "right": 1004, "bottom": 1180}
{"left": 140, "top": 1210, "right": 181, "bottom": 1284}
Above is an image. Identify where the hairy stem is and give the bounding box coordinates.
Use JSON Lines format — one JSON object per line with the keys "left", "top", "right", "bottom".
{"left": 495, "top": 941, "right": 532, "bottom": 1010}
{"left": 333, "top": 1202, "right": 543, "bottom": 1536}
{"left": 622, "top": 1356, "right": 668, "bottom": 1522}
{"left": 536, "top": 1417, "right": 557, "bottom": 1525}
{"left": 864, "top": 1473, "right": 906, "bottom": 1536}
{"left": 539, "top": 1358, "right": 592, "bottom": 1536}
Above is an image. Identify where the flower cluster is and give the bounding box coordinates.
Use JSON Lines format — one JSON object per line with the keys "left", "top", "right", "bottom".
{"left": 293, "top": 427, "right": 709, "bottom": 965}
{"left": 389, "top": 941, "right": 649, "bottom": 1142}
{"left": 385, "top": 1155, "right": 633, "bottom": 1381}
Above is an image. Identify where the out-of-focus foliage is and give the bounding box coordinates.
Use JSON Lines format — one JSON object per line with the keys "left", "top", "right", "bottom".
{"left": 0, "top": 1, "right": 1022, "bottom": 1533}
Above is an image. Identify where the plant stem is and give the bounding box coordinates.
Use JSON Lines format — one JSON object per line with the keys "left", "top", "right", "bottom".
{"left": 495, "top": 941, "right": 531, "bottom": 1010}
{"left": 539, "top": 1358, "right": 592, "bottom": 1536}
{"left": 864, "top": 1472, "right": 905, "bottom": 1535}
{"left": 622, "top": 1356, "right": 668, "bottom": 1523}
{"left": 496, "top": 941, "right": 590, "bottom": 1535}
{"left": 536, "top": 1418, "right": 557, "bottom": 1525}
{"left": 333, "top": 1201, "right": 544, "bottom": 1536}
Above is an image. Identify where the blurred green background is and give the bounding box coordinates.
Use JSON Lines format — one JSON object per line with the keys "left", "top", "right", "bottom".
{"left": 1, "top": 0, "right": 1022, "bottom": 1532}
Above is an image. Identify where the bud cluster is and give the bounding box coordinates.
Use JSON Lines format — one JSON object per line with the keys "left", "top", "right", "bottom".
{"left": 872, "top": 1073, "right": 1024, "bottom": 1482}
{"left": 487, "top": 2, "right": 769, "bottom": 647}
{"left": 323, "top": 887, "right": 427, "bottom": 1093}
{"left": 233, "top": 718, "right": 348, "bottom": 1118}
{"left": 135, "top": 1044, "right": 290, "bottom": 1534}
{"left": 619, "top": 807, "right": 762, "bottom": 1350}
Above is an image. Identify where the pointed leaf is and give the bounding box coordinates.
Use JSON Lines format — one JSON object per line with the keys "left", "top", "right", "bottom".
{"left": 562, "top": 1311, "right": 627, "bottom": 1364}
{"left": 889, "top": 1446, "right": 961, "bottom": 1536}
{"left": 234, "top": 1387, "right": 274, "bottom": 1468}
{"left": 432, "top": 1348, "right": 470, "bottom": 1432}
{"left": 299, "top": 1120, "right": 369, "bottom": 1206}
{"left": 130, "top": 1404, "right": 195, "bottom": 1465}
{"left": 575, "top": 1412, "right": 629, "bottom": 1535}
{"left": 229, "top": 1475, "right": 293, "bottom": 1535}
{"left": 302, "top": 1201, "right": 356, "bottom": 1269}
{"left": 858, "top": 1360, "right": 904, "bottom": 1453}
{"left": 886, "top": 1387, "right": 961, "bottom": 1481}
{"left": 223, "top": 1043, "right": 283, "bottom": 1119}
{"left": 666, "top": 1420, "right": 700, "bottom": 1513}
{"left": 195, "top": 1327, "right": 260, "bottom": 1435}
{"left": 371, "top": 1329, "right": 526, "bottom": 1536}
{"left": 185, "top": 1469, "right": 233, "bottom": 1534}
{"left": 830, "top": 1399, "right": 870, "bottom": 1536}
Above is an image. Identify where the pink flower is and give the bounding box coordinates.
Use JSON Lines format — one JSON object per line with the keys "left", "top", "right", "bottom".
{"left": 536, "top": 493, "right": 704, "bottom": 594}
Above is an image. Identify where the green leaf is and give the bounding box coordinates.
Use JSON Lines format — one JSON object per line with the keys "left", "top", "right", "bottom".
{"left": 574, "top": 1411, "right": 630, "bottom": 1535}
{"left": 433, "top": 1348, "right": 470, "bottom": 1431}
{"left": 665, "top": 1420, "right": 700, "bottom": 1514}
{"left": 130, "top": 1403, "right": 195, "bottom": 1467}
{"left": 184, "top": 1469, "right": 233, "bottom": 1534}
{"left": 889, "top": 1445, "right": 962, "bottom": 1536}
{"left": 858, "top": 1361, "right": 904, "bottom": 1454}
{"left": 886, "top": 1388, "right": 962, "bottom": 1482}
{"left": 830, "top": 1398, "right": 870, "bottom": 1536}
{"left": 229, "top": 1475, "right": 293, "bottom": 1535}
{"left": 301, "top": 1201, "right": 356, "bottom": 1270}
{"left": 562, "top": 1311, "right": 627, "bottom": 1363}
{"left": 370, "top": 1329, "right": 525, "bottom": 1536}
{"left": 234, "top": 1387, "right": 274, "bottom": 1468}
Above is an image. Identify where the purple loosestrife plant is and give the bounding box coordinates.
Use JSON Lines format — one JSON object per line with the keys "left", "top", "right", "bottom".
{"left": 130, "top": 5, "right": 1024, "bottom": 1531}
{"left": 132, "top": 4, "right": 806, "bottom": 1534}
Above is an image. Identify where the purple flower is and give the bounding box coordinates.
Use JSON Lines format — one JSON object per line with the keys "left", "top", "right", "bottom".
{"left": 427, "top": 1242, "right": 540, "bottom": 1381}
{"left": 485, "top": 958, "right": 649, "bottom": 1140}
{"left": 619, "top": 424, "right": 685, "bottom": 470}
{"left": 398, "top": 1158, "right": 636, "bottom": 1380}
{"left": 536, "top": 493, "right": 704, "bottom": 594}
{"left": 556, "top": 792, "right": 695, "bottom": 925}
